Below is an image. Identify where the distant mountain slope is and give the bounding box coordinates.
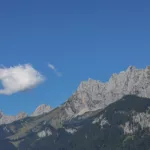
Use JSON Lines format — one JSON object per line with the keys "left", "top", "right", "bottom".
{"left": 0, "top": 139, "right": 17, "bottom": 150}
{"left": 0, "top": 111, "right": 27, "bottom": 125}
{"left": 0, "top": 104, "right": 52, "bottom": 125}
{"left": 31, "top": 104, "right": 53, "bottom": 117}
{"left": 18, "top": 95, "right": 150, "bottom": 150}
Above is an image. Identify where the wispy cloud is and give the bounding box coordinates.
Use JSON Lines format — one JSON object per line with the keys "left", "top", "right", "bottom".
{"left": 48, "top": 63, "right": 62, "bottom": 77}
{"left": 0, "top": 64, "right": 45, "bottom": 95}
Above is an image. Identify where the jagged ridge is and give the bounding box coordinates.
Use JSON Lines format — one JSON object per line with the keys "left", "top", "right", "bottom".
{"left": 0, "top": 104, "right": 53, "bottom": 125}
{"left": 63, "top": 66, "right": 150, "bottom": 118}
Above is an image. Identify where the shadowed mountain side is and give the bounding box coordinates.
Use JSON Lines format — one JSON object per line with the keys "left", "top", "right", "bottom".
{"left": 0, "top": 140, "right": 17, "bottom": 150}
{"left": 18, "top": 95, "right": 150, "bottom": 150}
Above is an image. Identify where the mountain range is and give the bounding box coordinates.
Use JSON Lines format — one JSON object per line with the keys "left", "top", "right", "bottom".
{"left": 1, "top": 66, "right": 150, "bottom": 149}
{"left": 0, "top": 104, "right": 53, "bottom": 125}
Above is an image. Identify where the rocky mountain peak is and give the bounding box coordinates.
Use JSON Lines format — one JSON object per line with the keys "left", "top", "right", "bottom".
{"left": 0, "top": 111, "right": 27, "bottom": 125}
{"left": 64, "top": 66, "right": 150, "bottom": 118}
{"left": 32, "top": 104, "right": 53, "bottom": 117}
{"left": 0, "top": 110, "right": 3, "bottom": 119}
{"left": 146, "top": 65, "right": 150, "bottom": 70}
{"left": 16, "top": 112, "right": 27, "bottom": 120}
{"left": 127, "top": 65, "right": 136, "bottom": 72}
{"left": 77, "top": 78, "right": 102, "bottom": 92}
{"left": 0, "top": 104, "right": 52, "bottom": 125}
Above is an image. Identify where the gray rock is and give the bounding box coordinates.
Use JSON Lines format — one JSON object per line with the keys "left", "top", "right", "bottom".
{"left": 31, "top": 104, "right": 53, "bottom": 117}
{"left": 64, "top": 66, "right": 150, "bottom": 118}
{"left": 37, "top": 129, "right": 52, "bottom": 138}
{"left": 0, "top": 111, "right": 27, "bottom": 125}
{"left": 64, "top": 128, "right": 77, "bottom": 134}
{"left": 0, "top": 104, "right": 52, "bottom": 125}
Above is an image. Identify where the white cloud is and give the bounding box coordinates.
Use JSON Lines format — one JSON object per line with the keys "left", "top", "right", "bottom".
{"left": 48, "top": 64, "right": 55, "bottom": 70}
{"left": 48, "top": 63, "right": 62, "bottom": 77}
{"left": 0, "top": 64, "right": 45, "bottom": 95}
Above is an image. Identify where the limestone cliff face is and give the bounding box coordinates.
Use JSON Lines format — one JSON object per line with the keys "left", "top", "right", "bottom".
{"left": 0, "top": 111, "right": 27, "bottom": 125}
{"left": 31, "top": 104, "right": 53, "bottom": 117}
{"left": 63, "top": 66, "right": 150, "bottom": 117}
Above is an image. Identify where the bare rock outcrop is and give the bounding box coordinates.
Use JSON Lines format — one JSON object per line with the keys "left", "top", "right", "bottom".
{"left": 31, "top": 104, "right": 53, "bottom": 117}
{"left": 64, "top": 66, "right": 150, "bottom": 117}
{"left": 0, "top": 111, "right": 27, "bottom": 125}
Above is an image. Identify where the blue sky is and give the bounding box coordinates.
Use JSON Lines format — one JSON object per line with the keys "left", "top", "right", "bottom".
{"left": 0, "top": 0, "right": 150, "bottom": 115}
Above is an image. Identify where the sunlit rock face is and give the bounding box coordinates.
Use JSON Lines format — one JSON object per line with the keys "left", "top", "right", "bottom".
{"left": 65, "top": 128, "right": 77, "bottom": 134}
{"left": 37, "top": 129, "right": 52, "bottom": 138}
{"left": 31, "top": 104, "right": 53, "bottom": 117}
{"left": 0, "top": 111, "right": 27, "bottom": 125}
{"left": 120, "top": 109, "right": 150, "bottom": 135}
{"left": 64, "top": 66, "right": 150, "bottom": 117}
{"left": 0, "top": 104, "right": 53, "bottom": 125}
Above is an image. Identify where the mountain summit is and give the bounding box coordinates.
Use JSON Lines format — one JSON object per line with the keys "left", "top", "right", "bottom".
{"left": 31, "top": 104, "right": 53, "bottom": 117}
{"left": 0, "top": 111, "right": 27, "bottom": 125}
{"left": 0, "top": 104, "right": 52, "bottom": 125}
{"left": 63, "top": 66, "right": 150, "bottom": 118}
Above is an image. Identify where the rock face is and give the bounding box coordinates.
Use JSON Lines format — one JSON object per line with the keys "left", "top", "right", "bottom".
{"left": 0, "top": 104, "right": 52, "bottom": 125}
{"left": 37, "top": 129, "right": 52, "bottom": 138}
{"left": 0, "top": 111, "right": 27, "bottom": 125}
{"left": 31, "top": 104, "right": 53, "bottom": 117}
{"left": 63, "top": 66, "right": 150, "bottom": 117}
